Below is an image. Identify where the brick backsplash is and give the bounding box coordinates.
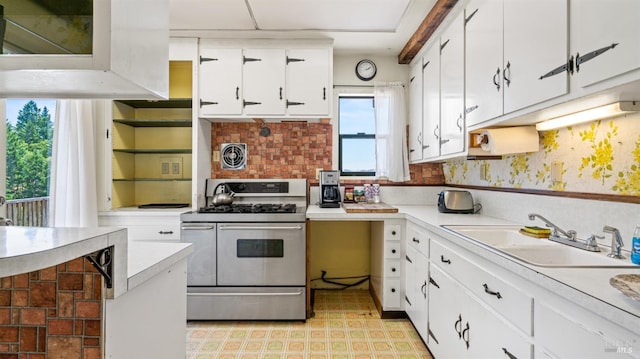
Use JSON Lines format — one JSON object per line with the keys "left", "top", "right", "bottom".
{"left": 210, "top": 120, "right": 445, "bottom": 185}
{"left": 0, "top": 256, "right": 103, "bottom": 358}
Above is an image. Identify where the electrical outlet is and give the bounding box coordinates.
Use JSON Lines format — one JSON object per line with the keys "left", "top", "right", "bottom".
{"left": 316, "top": 168, "right": 322, "bottom": 180}
{"left": 551, "top": 161, "right": 563, "bottom": 183}
{"left": 213, "top": 151, "right": 221, "bottom": 162}
{"left": 161, "top": 162, "right": 170, "bottom": 175}
{"left": 172, "top": 162, "right": 181, "bottom": 175}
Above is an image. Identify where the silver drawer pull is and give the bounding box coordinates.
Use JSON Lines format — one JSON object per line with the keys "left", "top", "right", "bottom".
{"left": 188, "top": 290, "right": 303, "bottom": 297}
{"left": 219, "top": 225, "right": 303, "bottom": 231}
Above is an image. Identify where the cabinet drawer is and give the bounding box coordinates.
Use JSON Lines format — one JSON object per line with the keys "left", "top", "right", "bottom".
{"left": 431, "top": 238, "right": 533, "bottom": 335}
{"left": 384, "top": 241, "right": 401, "bottom": 259}
{"left": 385, "top": 224, "right": 402, "bottom": 241}
{"left": 127, "top": 224, "right": 181, "bottom": 241}
{"left": 384, "top": 259, "right": 401, "bottom": 278}
{"left": 382, "top": 278, "right": 402, "bottom": 309}
{"left": 406, "top": 221, "right": 430, "bottom": 257}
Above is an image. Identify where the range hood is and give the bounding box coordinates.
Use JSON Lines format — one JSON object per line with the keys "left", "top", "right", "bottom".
{"left": 0, "top": 0, "right": 169, "bottom": 99}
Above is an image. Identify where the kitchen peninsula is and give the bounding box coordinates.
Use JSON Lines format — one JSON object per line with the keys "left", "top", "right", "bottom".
{"left": 307, "top": 186, "right": 640, "bottom": 358}
{"left": 0, "top": 226, "right": 192, "bottom": 358}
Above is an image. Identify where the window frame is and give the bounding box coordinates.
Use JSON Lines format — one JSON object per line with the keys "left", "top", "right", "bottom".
{"left": 336, "top": 94, "right": 377, "bottom": 177}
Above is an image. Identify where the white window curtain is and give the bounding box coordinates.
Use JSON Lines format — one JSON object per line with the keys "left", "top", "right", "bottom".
{"left": 49, "top": 100, "right": 98, "bottom": 227}
{"left": 374, "top": 82, "right": 410, "bottom": 182}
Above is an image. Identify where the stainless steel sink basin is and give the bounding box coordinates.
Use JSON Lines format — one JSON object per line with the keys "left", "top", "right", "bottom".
{"left": 442, "top": 225, "right": 636, "bottom": 268}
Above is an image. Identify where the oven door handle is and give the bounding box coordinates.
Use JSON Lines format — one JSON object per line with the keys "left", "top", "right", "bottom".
{"left": 218, "top": 225, "right": 304, "bottom": 231}
{"left": 188, "top": 290, "right": 304, "bottom": 297}
{"left": 181, "top": 225, "right": 215, "bottom": 230}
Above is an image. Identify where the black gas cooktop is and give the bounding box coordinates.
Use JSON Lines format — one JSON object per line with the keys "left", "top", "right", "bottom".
{"left": 198, "top": 203, "right": 297, "bottom": 214}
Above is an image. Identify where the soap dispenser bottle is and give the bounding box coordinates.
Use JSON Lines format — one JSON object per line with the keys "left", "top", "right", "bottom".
{"left": 632, "top": 225, "right": 640, "bottom": 265}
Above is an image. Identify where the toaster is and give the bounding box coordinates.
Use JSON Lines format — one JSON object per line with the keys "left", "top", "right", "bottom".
{"left": 437, "top": 190, "right": 475, "bottom": 214}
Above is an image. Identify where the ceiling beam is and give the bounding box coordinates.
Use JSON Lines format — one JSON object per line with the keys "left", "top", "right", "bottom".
{"left": 397, "top": 0, "right": 458, "bottom": 64}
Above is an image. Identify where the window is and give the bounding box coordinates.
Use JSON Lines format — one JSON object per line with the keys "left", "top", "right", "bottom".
{"left": 338, "top": 96, "right": 376, "bottom": 176}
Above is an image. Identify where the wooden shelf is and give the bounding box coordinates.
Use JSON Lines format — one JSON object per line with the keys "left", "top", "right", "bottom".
{"left": 113, "top": 149, "right": 192, "bottom": 154}
{"left": 113, "top": 178, "right": 192, "bottom": 182}
{"left": 116, "top": 98, "right": 192, "bottom": 108}
{"left": 113, "top": 118, "right": 191, "bottom": 127}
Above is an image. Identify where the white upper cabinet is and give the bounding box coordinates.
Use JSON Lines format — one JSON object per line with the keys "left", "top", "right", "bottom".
{"left": 285, "top": 49, "right": 330, "bottom": 116}
{"left": 571, "top": 0, "right": 640, "bottom": 88}
{"left": 464, "top": 0, "right": 504, "bottom": 127}
{"left": 503, "top": 0, "right": 568, "bottom": 114}
{"left": 408, "top": 61, "right": 424, "bottom": 163}
{"left": 242, "top": 49, "right": 286, "bottom": 115}
{"left": 198, "top": 40, "right": 333, "bottom": 119}
{"left": 439, "top": 11, "right": 466, "bottom": 157}
{"left": 465, "top": 0, "right": 568, "bottom": 127}
{"left": 199, "top": 49, "right": 242, "bottom": 116}
{"left": 422, "top": 44, "right": 441, "bottom": 160}
{"left": 0, "top": 0, "right": 169, "bottom": 99}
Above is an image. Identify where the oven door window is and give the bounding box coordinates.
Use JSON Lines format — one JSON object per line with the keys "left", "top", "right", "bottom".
{"left": 237, "top": 239, "right": 284, "bottom": 258}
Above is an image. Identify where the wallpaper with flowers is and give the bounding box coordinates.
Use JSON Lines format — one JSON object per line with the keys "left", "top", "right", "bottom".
{"left": 443, "top": 112, "right": 640, "bottom": 196}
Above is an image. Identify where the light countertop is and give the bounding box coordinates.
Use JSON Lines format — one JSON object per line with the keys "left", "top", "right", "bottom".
{"left": 306, "top": 204, "right": 640, "bottom": 332}
{"left": 1, "top": 226, "right": 192, "bottom": 299}
{"left": 126, "top": 240, "right": 192, "bottom": 291}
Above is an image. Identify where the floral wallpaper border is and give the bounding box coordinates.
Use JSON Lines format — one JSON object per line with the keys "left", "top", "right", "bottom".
{"left": 443, "top": 112, "right": 640, "bottom": 197}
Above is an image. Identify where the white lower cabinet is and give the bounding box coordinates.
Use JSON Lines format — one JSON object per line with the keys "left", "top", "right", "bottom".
{"left": 404, "top": 245, "right": 428, "bottom": 339}
{"left": 98, "top": 212, "right": 181, "bottom": 242}
{"left": 535, "top": 297, "right": 638, "bottom": 359}
{"left": 428, "top": 260, "right": 531, "bottom": 359}
{"left": 370, "top": 220, "right": 404, "bottom": 313}
{"left": 404, "top": 223, "right": 638, "bottom": 359}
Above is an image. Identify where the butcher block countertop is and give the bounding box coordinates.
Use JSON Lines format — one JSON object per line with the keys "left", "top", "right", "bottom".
{"left": 341, "top": 202, "right": 398, "bottom": 213}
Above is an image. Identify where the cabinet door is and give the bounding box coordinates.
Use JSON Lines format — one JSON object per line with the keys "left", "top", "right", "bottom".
{"left": 408, "top": 61, "right": 424, "bottom": 162}
{"left": 573, "top": 0, "right": 640, "bottom": 88}
{"left": 406, "top": 245, "right": 429, "bottom": 336}
{"left": 462, "top": 289, "right": 533, "bottom": 359}
{"left": 465, "top": 0, "right": 504, "bottom": 127}
{"left": 439, "top": 11, "right": 466, "bottom": 156}
{"left": 428, "top": 264, "right": 464, "bottom": 359}
{"left": 243, "top": 49, "right": 286, "bottom": 115}
{"left": 503, "top": 0, "right": 568, "bottom": 114}
{"left": 286, "top": 49, "right": 330, "bottom": 116}
{"left": 422, "top": 44, "right": 441, "bottom": 160}
{"left": 199, "top": 48, "right": 242, "bottom": 116}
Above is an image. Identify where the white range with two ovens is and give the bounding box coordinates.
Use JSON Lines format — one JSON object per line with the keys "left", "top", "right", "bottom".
{"left": 180, "top": 179, "right": 307, "bottom": 320}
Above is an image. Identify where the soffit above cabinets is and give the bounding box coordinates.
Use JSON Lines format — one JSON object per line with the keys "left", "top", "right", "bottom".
{"left": 169, "top": 0, "right": 436, "bottom": 55}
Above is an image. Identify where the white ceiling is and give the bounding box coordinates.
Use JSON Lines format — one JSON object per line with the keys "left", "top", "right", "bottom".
{"left": 169, "top": 0, "right": 437, "bottom": 55}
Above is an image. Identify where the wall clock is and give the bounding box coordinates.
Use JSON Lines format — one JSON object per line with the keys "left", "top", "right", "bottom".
{"left": 355, "top": 59, "right": 377, "bottom": 81}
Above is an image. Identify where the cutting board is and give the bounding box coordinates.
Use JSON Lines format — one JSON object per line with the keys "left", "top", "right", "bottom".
{"left": 342, "top": 202, "right": 398, "bottom": 213}
{"left": 610, "top": 274, "right": 640, "bottom": 302}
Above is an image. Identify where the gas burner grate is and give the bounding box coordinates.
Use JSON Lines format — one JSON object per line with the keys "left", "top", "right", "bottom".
{"left": 199, "top": 203, "right": 297, "bottom": 214}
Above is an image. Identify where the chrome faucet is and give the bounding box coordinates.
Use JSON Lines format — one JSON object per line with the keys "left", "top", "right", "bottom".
{"left": 528, "top": 213, "right": 600, "bottom": 252}
{"left": 603, "top": 225, "right": 625, "bottom": 259}
{"left": 528, "top": 213, "right": 577, "bottom": 241}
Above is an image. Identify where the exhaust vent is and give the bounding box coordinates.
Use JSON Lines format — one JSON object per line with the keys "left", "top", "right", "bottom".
{"left": 220, "top": 143, "right": 246, "bottom": 170}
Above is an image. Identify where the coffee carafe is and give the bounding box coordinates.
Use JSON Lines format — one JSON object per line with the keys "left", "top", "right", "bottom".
{"left": 319, "top": 170, "right": 341, "bottom": 208}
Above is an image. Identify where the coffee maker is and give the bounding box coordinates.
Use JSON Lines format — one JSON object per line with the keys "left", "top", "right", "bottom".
{"left": 319, "top": 170, "right": 341, "bottom": 208}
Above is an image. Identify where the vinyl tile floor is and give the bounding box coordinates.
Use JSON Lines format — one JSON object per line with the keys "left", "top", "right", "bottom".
{"left": 186, "top": 289, "right": 433, "bottom": 358}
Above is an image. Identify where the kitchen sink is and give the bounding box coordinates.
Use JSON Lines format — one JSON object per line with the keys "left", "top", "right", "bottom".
{"left": 442, "top": 225, "right": 636, "bottom": 268}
